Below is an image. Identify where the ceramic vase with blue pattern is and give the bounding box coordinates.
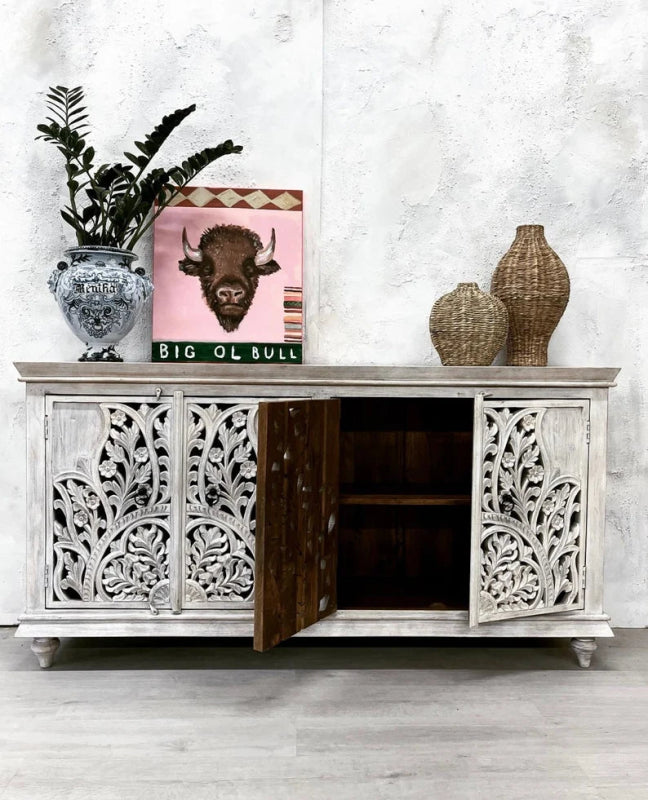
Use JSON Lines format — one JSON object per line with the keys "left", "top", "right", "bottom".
{"left": 48, "top": 246, "right": 153, "bottom": 362}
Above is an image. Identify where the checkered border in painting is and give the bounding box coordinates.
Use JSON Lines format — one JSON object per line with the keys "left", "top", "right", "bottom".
{"left": 167, "top": 187, "right": 303, "bottom": 212}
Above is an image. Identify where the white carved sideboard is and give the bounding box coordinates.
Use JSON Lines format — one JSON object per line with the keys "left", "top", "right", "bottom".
{"left": 15, "top": 363, "right": 618, "bottom": 668}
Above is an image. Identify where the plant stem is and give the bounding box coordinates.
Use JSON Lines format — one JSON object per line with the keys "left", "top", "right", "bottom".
{"left": 124, "top": 186, "right": 181, "bottom": 250}
{"left": 71, "top": 154, "right": 110, "bottom": 241}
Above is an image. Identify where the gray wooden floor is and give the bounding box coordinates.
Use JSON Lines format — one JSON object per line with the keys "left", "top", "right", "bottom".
{"left": 0, "top": 629, "right": 647, "bottom": 799}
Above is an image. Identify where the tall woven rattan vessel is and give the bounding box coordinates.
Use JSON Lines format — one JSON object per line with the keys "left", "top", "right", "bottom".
{"left": 429, "top": 282, "right": 508, "bottom": 366}
{"left": 491, "top": 225, "right": 570, "bottom": 366}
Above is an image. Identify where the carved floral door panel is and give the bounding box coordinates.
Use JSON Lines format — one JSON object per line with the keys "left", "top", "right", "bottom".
{"left": 183, "top": 400, "right": 258, "bottom": 608}
{"left": 254, "top": 399, "right": 340, "bottom": 652}
{"left": 470, "top": 398, "right": 589, "bottom": 626}
{"left": 47, "top": 398, "right": 173, "bottom": 610}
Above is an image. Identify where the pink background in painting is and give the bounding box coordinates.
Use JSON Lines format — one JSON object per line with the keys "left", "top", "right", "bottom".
{"left": 152, "top": 204, "right": 303, "bottom": 342}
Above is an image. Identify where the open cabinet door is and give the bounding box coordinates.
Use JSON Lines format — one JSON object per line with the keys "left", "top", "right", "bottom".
{"left": 254, "top": 399, "right": 340, "bottom": 651}
{"left": 469, "top": 395, "right": 589, "bottom": 627}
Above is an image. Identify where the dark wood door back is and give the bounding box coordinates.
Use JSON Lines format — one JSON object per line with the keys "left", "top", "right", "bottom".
{"left": 254, "top": 399, "right": 340, "bottom": 652}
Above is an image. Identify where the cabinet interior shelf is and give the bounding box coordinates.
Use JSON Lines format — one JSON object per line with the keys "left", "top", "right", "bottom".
{"left": 339, "top": 493, "right": 472, "bottom": 506}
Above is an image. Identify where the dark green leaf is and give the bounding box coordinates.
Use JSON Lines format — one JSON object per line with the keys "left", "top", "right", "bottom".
{"left": 122, "top": 104, "right": 196, "bottom": 173}
{"left": 44, "top": 114, "right": 66, "bottom": 127}
{"left": 124, "top": 151, "right": 148, "bottom": 168}
{"left": 82, "top": 204, "right": 101, "bottom": 222}
{"left": 60, "top": 209, "right": 82, "bottom": 230}
{"left": 167, "top": 171, "right": 184, "bottom": 185}
{"left": 45, "top": 108, "right": 67, "bottom": 124}
{"left": 67, "top": 90, "right": 84, "bottom": 107}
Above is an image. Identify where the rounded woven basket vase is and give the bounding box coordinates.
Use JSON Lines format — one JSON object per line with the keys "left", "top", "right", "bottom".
{"left": 429, "top": 282, "right": 508, "bottom": 366}
{"left": 490, "top": 225, "right": 570, "bottom": 366}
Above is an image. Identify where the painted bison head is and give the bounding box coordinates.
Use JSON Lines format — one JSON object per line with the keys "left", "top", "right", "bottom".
{"left": 178, "top": 224, "right": 280, "bottom": 332}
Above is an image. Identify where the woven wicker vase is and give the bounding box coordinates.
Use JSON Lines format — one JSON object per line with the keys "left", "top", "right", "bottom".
{"left": 429, "top": 282, "right": 508, "bottom": 366}
{"left": 491, "top": 225, "right": 570, "bottom": 366}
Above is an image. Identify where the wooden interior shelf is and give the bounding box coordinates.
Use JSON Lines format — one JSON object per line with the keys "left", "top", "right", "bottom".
{"left": 339, "top": 493, "right": 471, "bottom": 506}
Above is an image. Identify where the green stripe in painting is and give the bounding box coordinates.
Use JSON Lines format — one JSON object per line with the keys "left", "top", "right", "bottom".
{"left": 152, "top": 342, "right": 303, "bottom": 363}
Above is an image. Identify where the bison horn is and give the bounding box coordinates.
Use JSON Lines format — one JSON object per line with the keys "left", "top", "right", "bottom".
{"left": 254, "top": 228, "right": 276, "bottom": 266}
{"left": 182, "top": 228, "right": 203, "bottom": 263}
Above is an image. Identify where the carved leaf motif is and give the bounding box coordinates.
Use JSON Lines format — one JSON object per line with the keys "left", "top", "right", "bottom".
{"left": 186, "top": 524, "right": 253, "bottom": 599}
{"left": 189, "top": 525, "right": 228, "bottom": 572}
{"left": 130, "top": 526, "right": 167, "bottom": 570}
{"left": 105, "top": 440, "right": 126, "bottom": 463}
{"left": 204, "top": 461, "right": 222, "bottom": 484}
{"left": 133, "top": 461, "right": 152, "bottom": 485}
{"left": 102, "top": 524, "right": 169, "bottom": 600}
{"left": 60, "top": 552, "right": 85, "bottom": 596}
{"left": 208, "top": 558, "right": 253, "bottom": 596}
{"left": 54, "top": 520, "right": 72, "bottom": 544}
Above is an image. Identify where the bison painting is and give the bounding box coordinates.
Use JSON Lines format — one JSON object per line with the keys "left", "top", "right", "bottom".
{"left": 178, "top": 224, "right": 280, "bottom": 332}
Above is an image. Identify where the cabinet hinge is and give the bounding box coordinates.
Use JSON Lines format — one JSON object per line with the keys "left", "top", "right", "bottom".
{"left": 582, "top": 565, "right": 587, "bottom": 591}
{"left": 44, "top": 415, "right": 49, "bottom": 440}
{"left": 44, "top": 567, "right": 49, "bottom": 588}
{"left": 585, "top": 421, "right": 590, "bottom": 444}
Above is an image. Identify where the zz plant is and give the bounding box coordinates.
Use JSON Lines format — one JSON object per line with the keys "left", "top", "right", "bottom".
{"left": 37, "top": 85, "right": 242, "bottom": 250}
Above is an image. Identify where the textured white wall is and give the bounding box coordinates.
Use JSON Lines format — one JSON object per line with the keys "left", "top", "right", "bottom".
{"left": 0, "top": 0, "right": 323, "bottom": 623}
{"left": 1, "top": 0, "right": 647, "bottom": 626}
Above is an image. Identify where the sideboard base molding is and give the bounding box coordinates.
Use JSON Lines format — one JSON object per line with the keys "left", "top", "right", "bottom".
{"left": 16, "top": 613, "right": 614, "bottom": 641}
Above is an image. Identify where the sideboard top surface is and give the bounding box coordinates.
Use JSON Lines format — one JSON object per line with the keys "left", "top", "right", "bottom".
{"left": 15, "top": 362, "right": 620, "bottom": 388}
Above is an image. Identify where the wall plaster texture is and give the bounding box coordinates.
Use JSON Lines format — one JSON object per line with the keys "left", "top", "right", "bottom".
{"left": 0, "top": 0, "right": 646, "bottom": 627}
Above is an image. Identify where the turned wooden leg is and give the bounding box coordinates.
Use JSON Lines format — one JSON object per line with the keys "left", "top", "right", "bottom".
{"left": 570, "top": 637, "right": 597, "bottom": 668}
{"left": 31, "top": 637, "right": 60, "bottom": 669}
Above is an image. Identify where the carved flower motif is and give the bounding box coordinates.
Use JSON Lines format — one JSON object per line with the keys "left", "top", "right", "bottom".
{"left": 134, "top": 447, "right": 149, "bottom": 463}
{"left": 83, "top": 489, "right": 100, "bottom": 509}
{"left": 528, "top": 465, "right": 544, "bottom": 483}
{"left": 501, "top": 452, "right": 515, "bottom": 469}
{"left": 110, "top": 410, "right": 127, "bottom": 427}
{"left": 73, "top": 510, "right": 89, "bottom": 527}
{"left": 551, "top": 515, "right": 565, "bottom": 530}
{"left": 99, "top": 459, "right": 117, "bottom": 477}
{"left": 232, "top": 411, "right": 246, "bottom": 428}
{"left": 208, "top": 447, "right": 224, "bottom": 463}
{"left": 240, "top": 460, "right": 257, "bottom": 479}
{"left": 542, "top": 498, "right": 556, "bottom": 515}
{"left": 521, "top": 414, "right": 536, "bottom": 432}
